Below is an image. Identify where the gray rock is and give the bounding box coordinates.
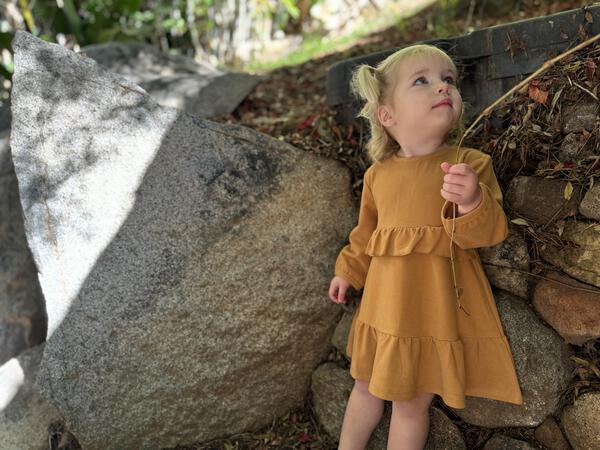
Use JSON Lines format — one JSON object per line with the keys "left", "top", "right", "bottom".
{"left": 79, "top": 41, "right": 216, "bottom": 82}
{"left": 0, "top": 321, "right": 27, "bottom": 366}
{"left": 137, "top": 72, "right": 263, "bottom": 119}
{"left": 425, "top": 406, "right": 467, "bottom": 450}
{"left": 561, "top": 102, "right": 599, "bottom": 134}
{"left": 561, "top": 391, "right": 600, "bottom": 450}
{"left": 532, "top": 270, "right": 600, "bottom": 345}
{"left": 311, "top": 361, "right": 393, "bottom": 449}
{"left": 539, "top": 220, "right": 600, "bottom": 288}
{"left": 452, "top": 289, "right": 573, "bottom": 428}
{"left": 331, "top": 310, "right": 353, "bottom": 358}
{"left": 558, "top": 132, "right": 590, "bottom": 162}
{"left": 579, "top": 183, "right": 600, "bottom": 220}
{"left": 11, "top": 30, "right": 346, "bottom": 449}
{"left": 78, "top": 41, "right": 265, "bottom": 119}
{"left": 310, "top": 361, "right": 356, "bottom": 441}
{"left": 505, "top": 176, "right": 580, "bottom": 226}
{"left": 0, "top": 131, "right": 47, "bottom": 365}
{"left": 0, "top": 98, "right": 10, "bottom": 135}
{"left": 482, "top": 433, "right": 535, "bottom": 449}
{"left": 0, "top": 343, "right": 64, "bottom": 450}
{"left": 534, "top": 415, "right": 570, "bottom": 450}
{"left": 0, "top": 129, "right": 12, "bottom": 175}
{"left": 477, "top": 227, "right": 529, "bottom": 299}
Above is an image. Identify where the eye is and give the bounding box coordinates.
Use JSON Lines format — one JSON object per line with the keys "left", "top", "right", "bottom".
{"left": 414, "top": 76, "right": 426, "bottom": 85}
{"left": 444, "top": 75, "right": 456, "bottom": 84}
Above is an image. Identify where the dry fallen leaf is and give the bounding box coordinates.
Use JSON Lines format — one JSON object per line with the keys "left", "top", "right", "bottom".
{"left": 529, "top": 79, "right": 549, "bottom": 104}
{"left": 564, "top": 181, "right": 574, "bottom": 200}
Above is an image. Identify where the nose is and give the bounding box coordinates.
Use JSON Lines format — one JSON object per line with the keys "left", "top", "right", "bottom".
{"left": 438, "top": 82, "right": 449, "bottom": 94}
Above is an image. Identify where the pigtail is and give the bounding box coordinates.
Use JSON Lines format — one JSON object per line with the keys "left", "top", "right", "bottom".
{"left": 350, "top": 64, "right": 399, "bottom": 163}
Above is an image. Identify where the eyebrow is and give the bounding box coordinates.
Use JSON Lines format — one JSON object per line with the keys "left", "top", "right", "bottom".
{"left": 409, "top": 68, "right": 457, "bottom": 79}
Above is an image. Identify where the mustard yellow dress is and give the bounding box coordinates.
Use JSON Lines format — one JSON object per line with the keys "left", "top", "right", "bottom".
{"left": 334, "top": 145, "right": 524, "bottom": 409}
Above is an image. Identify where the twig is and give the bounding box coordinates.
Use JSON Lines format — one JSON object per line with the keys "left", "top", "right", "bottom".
{"left": 482, "top": 261, "right": 600, "bottom": 295}
{"left": 573, "top": 81, "right": 599, "bottom": 100}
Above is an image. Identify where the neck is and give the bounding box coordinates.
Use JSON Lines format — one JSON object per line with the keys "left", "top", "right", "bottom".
{"left": 396, "top": 138, "right": 448, "bottom": 157}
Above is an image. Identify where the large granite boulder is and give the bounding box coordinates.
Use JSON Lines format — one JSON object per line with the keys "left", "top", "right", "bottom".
{"left": 10, "top": 30, "right": 348, "bottom": 449}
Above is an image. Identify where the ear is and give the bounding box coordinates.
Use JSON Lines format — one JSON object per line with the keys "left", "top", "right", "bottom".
{"left": 377, "top": 104, "right": 395, "bottom": 127}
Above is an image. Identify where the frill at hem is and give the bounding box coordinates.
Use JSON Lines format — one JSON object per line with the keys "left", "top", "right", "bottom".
{"left": 346, "top": 316, "right": 524, "bottom": 409}
{"left": 364, "top": 225, "right": 476, "bottom": 260}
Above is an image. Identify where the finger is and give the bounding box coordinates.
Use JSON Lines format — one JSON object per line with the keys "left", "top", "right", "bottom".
{"left": 443, "top": 172, "right": 467, "bottom": 185}
{"left": 333, "top": 284, "right": 341, "bottom": 303}
{"left": 441, "top": 187, "right": 462, "bottom": 202}
{"left": 338, "top": 285, "right": 347, "bottom": 304}
{"left": 442, "top": 181, "right": 463, "bottom": 195}
{"left": 448, "top": 163, "right": 471, "bottom": 175}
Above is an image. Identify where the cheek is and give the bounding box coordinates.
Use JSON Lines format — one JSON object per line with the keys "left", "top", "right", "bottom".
{"left": 451, "top": 93, "right": 462, "bottom": 109}
{"left": 393, "top": 97, "right": 411, "bottom": 115}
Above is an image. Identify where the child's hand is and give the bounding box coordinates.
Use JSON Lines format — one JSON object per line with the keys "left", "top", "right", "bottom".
{"left": 329, "top": 276, "right": 351, "bottom": 305}
{"left": 440, "top": 161, "right": 483, "bottom": 216}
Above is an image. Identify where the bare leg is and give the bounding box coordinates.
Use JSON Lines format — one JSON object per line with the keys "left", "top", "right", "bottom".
{"left": 338, "top": 379, "right": 385, "bottom": 450}
{"left": 386, "top": 392, "right": 435, "bottom": 450}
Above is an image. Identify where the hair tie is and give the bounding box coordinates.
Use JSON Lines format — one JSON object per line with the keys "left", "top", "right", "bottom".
{"left": 367, "top": 65, "right": 378, "bottom": 80}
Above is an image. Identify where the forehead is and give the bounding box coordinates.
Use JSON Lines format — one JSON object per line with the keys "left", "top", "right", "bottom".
{"left": 397, "top": 54, "right": 456, "bottom": 78}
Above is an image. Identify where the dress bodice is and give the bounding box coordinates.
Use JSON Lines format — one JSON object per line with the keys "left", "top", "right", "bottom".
{"left": 334, "top": 145, "right": 508, "bottom": 290}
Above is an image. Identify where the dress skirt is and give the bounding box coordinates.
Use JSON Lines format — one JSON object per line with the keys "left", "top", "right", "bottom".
{"left": 346, "top": 252, "right": 524, "bottom": 409}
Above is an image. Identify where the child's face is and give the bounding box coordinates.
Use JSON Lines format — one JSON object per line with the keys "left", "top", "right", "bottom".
{"left": 378, "top": 54, "right": 462, "bottom": 146}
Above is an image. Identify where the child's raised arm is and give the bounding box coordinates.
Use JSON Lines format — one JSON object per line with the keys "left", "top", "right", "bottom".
{"left": 334, "top": 167, "right": 378, "bottom": 290}
{"left": 440, "top": 153, "right": 508, "bottom": 249}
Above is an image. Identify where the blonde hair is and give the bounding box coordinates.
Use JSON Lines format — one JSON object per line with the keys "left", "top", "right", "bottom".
{"left": 350, "top": 44, "right": 467, "bottom": 163}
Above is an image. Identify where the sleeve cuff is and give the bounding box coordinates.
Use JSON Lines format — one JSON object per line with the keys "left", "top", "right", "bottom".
{"left": 334, "top": 265, "right": 364, "bottom": 291}
{"left": 441, "top": 182, "right": 491, "bottom": 232}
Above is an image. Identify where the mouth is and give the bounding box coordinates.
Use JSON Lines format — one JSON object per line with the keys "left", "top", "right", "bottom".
{"left": 433, "top": 99, "right": 452, "bottom": 108}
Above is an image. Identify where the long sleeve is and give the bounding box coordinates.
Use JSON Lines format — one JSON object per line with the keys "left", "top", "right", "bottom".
{"left": 440, "top": 153, "right": 508, "bottom": 249}
{"left": 334, "top": 167, "right": 378, "bottom": 290}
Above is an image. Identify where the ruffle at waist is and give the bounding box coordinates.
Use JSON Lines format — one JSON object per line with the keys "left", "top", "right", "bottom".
{"left": 364, "top": 225, "right": 476, "bottom": 260}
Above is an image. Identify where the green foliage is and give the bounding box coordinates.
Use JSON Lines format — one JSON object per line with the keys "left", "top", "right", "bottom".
{"left": 281, "top": 0, "right": 300, "bottom": 19}
{"left": 0, "top": 0, "right": 418, "bottom": 82}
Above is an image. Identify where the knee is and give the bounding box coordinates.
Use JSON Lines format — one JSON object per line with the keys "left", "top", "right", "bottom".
{"left": 392, "top": 392, "right": 435, "bottom": 418}
{"left": 353, "top": 379, "right": 382, "bottom": 399}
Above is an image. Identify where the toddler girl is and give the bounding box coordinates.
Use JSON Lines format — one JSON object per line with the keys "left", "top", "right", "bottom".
{"left": 328, "top": 44, "right": 523, "bottom": 449}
